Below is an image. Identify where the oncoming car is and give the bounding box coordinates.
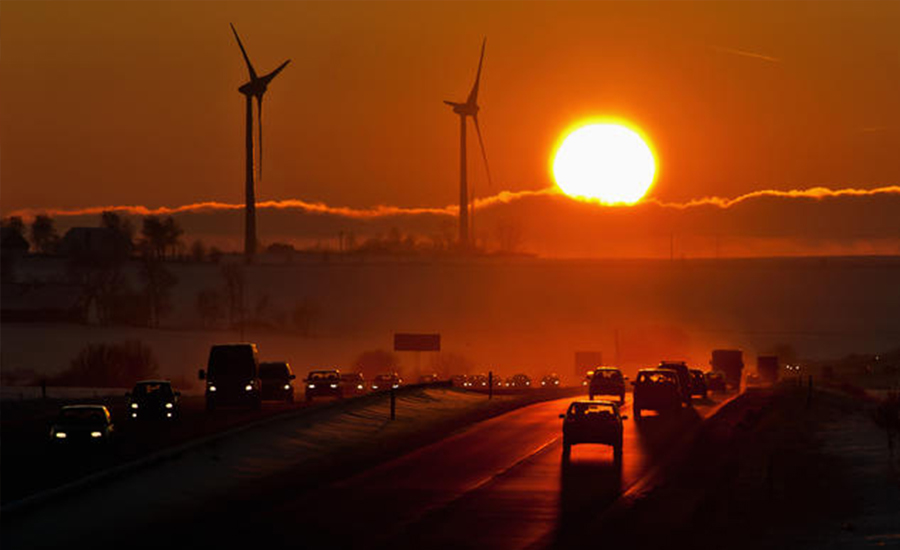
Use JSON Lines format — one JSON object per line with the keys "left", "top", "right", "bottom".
{"left": 541, "top": 373, "right": 561, "bottom": 388}
{"left": 127, "top": 380, "right": 180, "bottom": 420}
{"left": 199, "top": 343, "right": 262, "bottom": 411}
{"left": 259, "top": 361, "right": 296, "bottom": 403}
{"left": 372, "top": 372, "right": 402, "bottom": 391}
{"left": 589, "top": 367, "right": 626, "bottom": 404}
{"left": 506, "top": 374, "right": 532, "bottom": 389}
{"left": 306, "top": 370, "right": 342, "bottom": 400}
{"left": 341, "top": 372, "right": 368, "bottom": 396}
{"left": 705, "top": 371, "right": 726, "bottom": 393}
{"left": 632, "top": 369, "right": 683, "bottom": 418}
{"left": 559, "top": 400, "right": 626, "bottom": 462}
{"left": 689, "top": 369, "right": 708, "bottom": 399}
{"left": 49, "top": 405, "right": 114, "bottom": 445}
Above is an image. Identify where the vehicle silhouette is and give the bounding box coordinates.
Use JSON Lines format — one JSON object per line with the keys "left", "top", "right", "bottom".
{"left": 259, "top": 361, "right": 296, "bottom": 403}
{"left": 126, "top": 380, "right": 181, "bottom": 420}
{"left": 199, "top": 343, "right": 262, "bottom": 411}
{"left": 306, "top": 370, "right": 343, "bottom": 400}
{"left": 560, "top": 400, "right": 626, "bottom": 464}
{"left": 49, "top": 405, "right": 114, "bottom": 446}
{"left": 632, "top": 369, "right": 683, "bottom": 418}
{"left": 589, "top": 367, "right": 626, "bottom": 404}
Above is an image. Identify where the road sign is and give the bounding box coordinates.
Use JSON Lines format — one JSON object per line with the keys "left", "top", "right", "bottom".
{"left": 394, "top": 333, "right": 441, "bottom": 352}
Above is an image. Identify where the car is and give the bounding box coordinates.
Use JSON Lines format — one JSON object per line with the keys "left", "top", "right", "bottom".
{"left": 418, "top": 373, "right": 440, "bottom": 384}
{"left": 705, "top": 371, "right": 726, "bottom": 392}
{"left": 581, "top": 370, "right": 594, "bottom": 387}
{"left": 451, "top": 374, "right": 469, "bottom": 388}
{"left": 541, "top": 373, "right": 561, "bottom": 388}
{"left": 470, "top": 374, "right": 489, "bottom": 389}
{"left": 341, "top": 372, "right": 368, "bottom": 396}
{"left": 632, "top": 368, "right": 683, "bottom": 418}
{"left": 689, "top": 369, "right": 708, "bottom": 399}
{"left": 199, "top": 343, "right": 262, "bottom": 411}
{"left": 306, "top": 370, "right": 343, "bottom": 400}
{"left": 506, "top": 374, "right": 532, "bottom": 389}
{"left": 371, "top": 372, "right": 402, "bottom": 391}
{"left": 589, "top": 367, "right": 626, "bottom": 404}
{"left": 126, "top": 380, "right": 180, "bottom": 420}
{"left": 746, "top": 372, "right": 762, "bottom": 386}
{"left": 49, "top": 405, "right": 114, "bottom": 445}
{"left": 659, "top": 361, "right": 694, "bottom": 405}
{"left": 259, "top": 361, "right": 296, "bottom": 403}
{"left": 559, "top": 400, "right": 626, "bottom": 462}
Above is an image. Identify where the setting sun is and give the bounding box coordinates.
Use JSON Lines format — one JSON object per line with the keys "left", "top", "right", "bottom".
{"left": 553, "top": 123, "right": 656, "bottom": 205}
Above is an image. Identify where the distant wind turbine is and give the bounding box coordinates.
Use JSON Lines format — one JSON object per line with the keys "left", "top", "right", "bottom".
{"left": 230, "top": 23, "right": 290, "bottom": 261}
{"left": 445, "top": 38, "right": 493, "bottom": 250}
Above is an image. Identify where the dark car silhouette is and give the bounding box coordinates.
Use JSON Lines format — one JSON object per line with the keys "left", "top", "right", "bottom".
{"left": 659, "top": 361, "right": 693, "bottom": 405}
{"left": 371, "top": 372, "right": 402, "bottom": 391}
{"left": 632, "top": 369, "right": 683, "bottom": 418}
{"left": 589, "top": 367, "right": 626, "bottom": 404}
{"left": 341, "top": 372, "right": 368, "bottom": 396}
{"left": 49, "top": 405, "right": 114, "bottom": 445}
{"left": 127, "top": 380, "right": 180, "bottom": 421}
{"left": 541, "top": 373, "right": 561, "bottom": 388}
{"left": 705, "top": 371, "right": 727, "bottom": 392}
{"left": 689, "top": 369, "right": 708, "bottom": 399}
{"left": 259, "top": 361, "right": 296, "bottom": 403}
{"left": 560, "top": 400, "right": 626, "bottom": 463}
{"left": 306, "top": 370, "right": 343, "bottom": 400}
{"left": 199, "top": 343, "right": 262, "bottom": 411}
{"left": 506, "top": 374, "right": 531, "bottom": 389}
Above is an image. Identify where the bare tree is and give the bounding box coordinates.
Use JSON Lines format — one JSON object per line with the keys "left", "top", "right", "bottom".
{"left": 31, "top": 214, "right": 60, "bottom": 254}
{"left": 139, "top": 255, "right": 178, "bottom": 328}
{"left": 190, "top": 240, "right": 207, "bottom": 263}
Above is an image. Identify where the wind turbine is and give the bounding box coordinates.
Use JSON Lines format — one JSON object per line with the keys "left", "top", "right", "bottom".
{"left": 445, "top": 38, "right": 493, "bottom": 250}
{"left": 230, "top": 23, "right": 290, "bottom": 262}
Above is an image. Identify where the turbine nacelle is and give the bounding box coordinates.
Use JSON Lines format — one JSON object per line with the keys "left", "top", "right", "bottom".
{"left": 444, "top": 100, "right": 479, "bottom": 117}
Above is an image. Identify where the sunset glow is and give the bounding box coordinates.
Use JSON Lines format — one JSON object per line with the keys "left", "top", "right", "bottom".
{"left": 553, "top": 123, "right": 656, "bottom": 205}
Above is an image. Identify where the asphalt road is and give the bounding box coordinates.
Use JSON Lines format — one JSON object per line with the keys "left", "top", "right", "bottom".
{"left": 174, "top": 390, "right": 733, "bottom": 550}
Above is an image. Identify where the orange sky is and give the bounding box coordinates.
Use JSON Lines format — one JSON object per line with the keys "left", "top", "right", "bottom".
{"left": 1, "top": 1, "right": 898, "bottom": 217}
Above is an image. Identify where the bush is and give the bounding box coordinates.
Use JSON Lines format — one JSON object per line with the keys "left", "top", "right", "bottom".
{"left": 52, "top": 340, "right": 159, "bottom": 388}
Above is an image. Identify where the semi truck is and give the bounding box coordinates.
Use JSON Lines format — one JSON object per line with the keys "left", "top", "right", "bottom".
{"left": 710, "top": 349, "right": 744, "bottom": 389}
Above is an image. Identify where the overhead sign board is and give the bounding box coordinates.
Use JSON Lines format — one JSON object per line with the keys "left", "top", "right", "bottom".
{"left": 394, "top": 333, "right": 441, "bottom": 352}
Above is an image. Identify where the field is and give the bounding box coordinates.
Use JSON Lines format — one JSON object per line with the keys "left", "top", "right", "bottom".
{"left": 3, "top": 255, "right": 899, "bottom": 387}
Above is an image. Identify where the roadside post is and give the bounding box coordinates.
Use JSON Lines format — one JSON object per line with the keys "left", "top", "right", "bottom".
{"left": 488, "top": 371, "right": 493, "bottom": 400}
{"left": 390, "top": 386, "right": 396, "bottom": 420}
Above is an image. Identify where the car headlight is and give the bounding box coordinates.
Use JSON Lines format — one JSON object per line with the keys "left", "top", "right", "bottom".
{"left": 165, "top": 402, "right": 174, "bottom": 409}
{"left": 209, "top": 385, "right": 217, "bottom": 392}
{"left": 284, "top": 384, "right": 291, "bottom": 390}
{"left": 372, "top": 385, "right": 378, "bottom": 389}
{"left": 91, "top": 431, "right": 102, "bottom": 438}
{"left": 55, "top": 431, "right": 67, "bottom": 439}
{"left": 330, "top": 383, "right": 338, "bottom": 389}
{"left": 542, "top": 381, "right": 546, "bottom": 386}
{"left": 245, "top": 384, "right": 253, "bottom": 391}
{"left": 555, "top": 380, "right": 559, "bottom": 385}
{"left": 131, "top": 403, "right": 139, "bottom": 409}
{"left": 393, "top": 384, "right": 399, "bottom": 389}
{"left": 357, "top": 384, "right": 364, "bottom": 390}
{"left": 166, "top": 412, "right": 173, "bottom": 418}
{"left": 132, "top": 413, "right": 137, "bottom": 418}
{"left": 308, "top": 384, "right": 316, "bottom": 389}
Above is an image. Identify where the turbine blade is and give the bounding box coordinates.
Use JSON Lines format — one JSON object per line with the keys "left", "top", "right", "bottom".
{"left": 444, "top": 100, "right": 460, "bottom": 107}
{"left": 256, "top": 96, "right": 263, "bottom": 181}
{"left": 466, "top": 38, "right": 486, "bottom": 106}
{"left": 230, "top": 23, "right": 258, "bottom": 81}
{"left": 260, "top": 59, "right": 291, "bottom": 85}
{"left": 472, "top": 115, "right": 493, "bottom": 189}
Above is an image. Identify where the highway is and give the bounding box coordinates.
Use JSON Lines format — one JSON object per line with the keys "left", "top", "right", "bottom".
{"left": 172, "top": 391, "right": 732, "bottom": 550}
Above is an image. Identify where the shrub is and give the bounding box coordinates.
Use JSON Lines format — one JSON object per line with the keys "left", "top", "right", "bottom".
{"left": 53, "top": 340, "right": 159, "bottom": 388}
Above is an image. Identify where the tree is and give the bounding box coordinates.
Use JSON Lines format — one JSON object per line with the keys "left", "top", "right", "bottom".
{"left": 140, "top": 215, "right": 183, "bottom": 260}
{"left": 100, "top": 211, "right": 134, "bottom": 251}
{"left": 190, "top": 240, "right": 207, "bottom": 263}
{"left": 31, "top": 214, "right": 59, "bottom": 254}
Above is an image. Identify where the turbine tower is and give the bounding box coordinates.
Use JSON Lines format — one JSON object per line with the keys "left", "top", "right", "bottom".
{"left": 445, "top": 38, "right": 492, "bottom": 250}
{"left": 231, "top": 23, "right": 290, "bottom": 262}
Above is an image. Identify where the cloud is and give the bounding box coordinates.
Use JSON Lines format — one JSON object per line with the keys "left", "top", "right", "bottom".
{"left": 710, "top": 45, "right": 781, "bottom": 64}
{"left": 6, "top": 185, "right": 900, "bottom": 258}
